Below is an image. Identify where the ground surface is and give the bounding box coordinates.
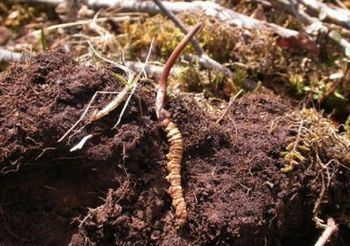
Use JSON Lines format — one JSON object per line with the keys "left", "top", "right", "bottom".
{"left": 0, "top": 52, "right": 349, "bottom": 245}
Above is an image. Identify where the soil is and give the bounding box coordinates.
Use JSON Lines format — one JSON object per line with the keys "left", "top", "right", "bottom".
{"left": 0, "top": 51, "right": 349, "bottom": 245}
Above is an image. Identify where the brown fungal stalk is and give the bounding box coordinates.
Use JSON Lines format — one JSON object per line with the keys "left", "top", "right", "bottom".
{"left": 156, "top": 23, "right": 202, "bottom": 227}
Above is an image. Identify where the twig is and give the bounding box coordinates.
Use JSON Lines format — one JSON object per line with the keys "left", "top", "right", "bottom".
{"left": 269, "top": 0, "right": 350, "bottom": 57}
{"left": 66, "top": 37, "right": 155, "bottom": 146}
{"left": 60, "top": 82, "right": 135, "bottom": 143}
{"left": 58, "top": 91, "right": 110, "bottom": 142}
{"left": 27, "top": 16, "right": 138, "bottom": 37}
{"left": 90, "top": 83, "right": 133, "bottom": 121}
{"left": 15, "top": 0, "right": 306, "bottom": 71}
{"left": 300, "top": 0, "right": 350, "bottom": 29}
{"left": 0, "top": 47, "right": 29, "bottom": 63}
{"left": 124, "top": 61, "right": 179, "bottom": 77}
{"left": 20, "top": 0, "right": 298, "bottom": 38}
{"left": 87, "top": 37, "right": 130, "bottom": 76}
{"left": 12, "top": 0, "right": 62, "bottom": 4}
{"left": 155, "top": 23, "right": 202, "bottom": 120}
{"left": 314, "top": 217, "right": 338, "bottom": 246}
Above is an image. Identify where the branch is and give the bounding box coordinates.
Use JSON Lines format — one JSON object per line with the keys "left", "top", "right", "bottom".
{"left": 155, "top": 23, "right": 202, "bottom": 121}
{"left": 300, "top": 0, "right": 350, "bottom": 29}
{"left": 17, "top": 0, "right": 298, "bottom": 38}
{"left": 0, "top": 47, "right": 28, "bottom": 63}
{"left": 268, "top": 0, "right": 350, "bottom": 57}
{"left": 183, "top": 54, "right": 230, "bottom": 74}
{"left": 96, "top": 0, "right": 299, "bottom": 37}
{"left": 314, "top": 218, "right": 338, "bottom": 246}
{"left": 10, "top": 0, "right": 62, "bottom": 4}
{"left": 82, "top": 0, "right": 350, "bottom": 31}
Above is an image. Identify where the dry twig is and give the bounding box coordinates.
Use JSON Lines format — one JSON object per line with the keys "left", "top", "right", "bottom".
{"left": 300, "top": 0, "right": 350, "bottom": 29}
{"left": 0, "top": 47, "right": 28, "bottom": 63}
{"left": 216, "top": 89, "right": 243, "bottom": 124}
{"left": 27, "top": 16, "right": 138, "bottom": 37}
{"left": 268, "top": 0, "right": 350, "bottom": 57}
{"left": 17, "top": 0, "right": 299, "bottom": 37}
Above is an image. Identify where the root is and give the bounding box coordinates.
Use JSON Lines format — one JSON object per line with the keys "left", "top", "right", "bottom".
{"left": 313, "top": 155, "right": 338, "bottom": 229}
{"left": 315, "top": 218, "right": 339, "bottom": 246}
{"left": 282, "top": 108, "right": 350, "bottom": 228}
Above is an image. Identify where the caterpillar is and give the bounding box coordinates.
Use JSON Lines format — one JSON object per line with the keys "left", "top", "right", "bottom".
{"left": 163, "top": 120, "right": 187, "bottom": 227}
{"left": 155, "top": 23, "right": 202, "bottom": 228}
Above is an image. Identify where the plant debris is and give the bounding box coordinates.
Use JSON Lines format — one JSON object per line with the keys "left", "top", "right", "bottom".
{"left": 0, "top": 52, "right": 349, "bottom": 245}
{"left": 1, "top": 1, "right": 350, "bottom": 245}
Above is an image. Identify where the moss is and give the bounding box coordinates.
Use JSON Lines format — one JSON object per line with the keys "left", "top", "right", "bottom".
{"left": 120, "top": 14, "right": 239, "bottom": 62}
{"left": 108, "top": 12, "right": 350, "bottom": 119}
{"left": 281, "top": 108, "right": 350, "bottom": 227}
{"left": 172, "top": 65, "right": 239, "bottom": 99}
{"left": 121, "top": 15, "right": 194, "bottom": 60}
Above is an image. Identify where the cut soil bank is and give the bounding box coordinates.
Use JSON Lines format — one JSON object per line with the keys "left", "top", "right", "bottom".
{"left": 0, "top": 51, "right": 349, "bottom": 245}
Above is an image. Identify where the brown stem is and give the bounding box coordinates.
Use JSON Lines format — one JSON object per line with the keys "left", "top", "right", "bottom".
{"left": 155, "top": 23, "right": 202, "bottom": 121}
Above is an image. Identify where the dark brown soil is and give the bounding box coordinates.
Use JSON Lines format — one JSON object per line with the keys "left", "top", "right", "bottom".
{"left": 0, "top": 51, "right": 349, "bottom": 245}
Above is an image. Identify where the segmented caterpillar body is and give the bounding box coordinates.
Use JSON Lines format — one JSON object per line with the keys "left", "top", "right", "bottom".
{"left": 164, "top": 120, "right": 187, "bottom": 227}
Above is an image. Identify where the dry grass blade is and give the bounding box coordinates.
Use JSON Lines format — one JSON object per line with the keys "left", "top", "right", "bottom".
{"left": 216, "top": 89, "right": 243, "bottom": 123}
{"left": 63, "top": 36, "right": 155, "bottom": 147}
{"left": 57, "top": 91, "right": 121, "bottom": 142}
{"left": 112, "top": 38, "right": 155, "bottom": 129}
{"left": 87, "top": 41, "right": 130, "bottom": 76}
{"left": 90, "top": 81, "right": 133, "bottom": 122}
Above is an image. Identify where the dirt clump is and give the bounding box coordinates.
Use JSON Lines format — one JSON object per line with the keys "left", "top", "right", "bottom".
{"left": 0, "top": 51, "right": 349, "bottom": 245}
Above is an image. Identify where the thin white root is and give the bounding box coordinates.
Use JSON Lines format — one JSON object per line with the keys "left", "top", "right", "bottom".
{"left": 70, "top": 134, "right": 93, "bottom": 152}
{"left": 314, "top": 218, "right": 338, "bottom": 246}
